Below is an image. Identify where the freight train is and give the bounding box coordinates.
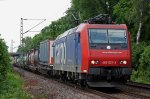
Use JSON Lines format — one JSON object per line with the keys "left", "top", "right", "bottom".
{"left": 14, "top": 14, "right": 132, "bottom": 87}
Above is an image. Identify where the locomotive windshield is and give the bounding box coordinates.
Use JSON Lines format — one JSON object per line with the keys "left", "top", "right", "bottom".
{"left": 89, "top": 29, "right": 127, "bottom": 44}
{"left": 89, "top": 29, "right": 128, "bottom": 49}
{"left": 108, "top": 30, "right": 127, "bottom": 43}
{"left": 89, "top": 29, "right": 108, "bottom": 43}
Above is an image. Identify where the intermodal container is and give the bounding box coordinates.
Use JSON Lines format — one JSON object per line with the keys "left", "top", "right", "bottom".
{"left": 39, "top": 40, "right": 53, "bottom": 65}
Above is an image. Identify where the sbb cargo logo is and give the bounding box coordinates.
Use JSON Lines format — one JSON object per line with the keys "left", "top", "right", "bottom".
{"left": 55, "top": 42, "right": 66, "bottom": 65}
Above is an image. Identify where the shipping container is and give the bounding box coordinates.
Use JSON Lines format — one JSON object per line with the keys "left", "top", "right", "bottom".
{"left": 34, "top": 49, "right": 39, "bottom": 64}
{"left": 39, "top": 40, "right": 53, "bottom": 66}
{"left": 28, "top": 50, "right": 32, "bottom": 65}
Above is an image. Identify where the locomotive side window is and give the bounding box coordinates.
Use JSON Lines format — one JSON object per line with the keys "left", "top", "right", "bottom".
{"left": 78, "top": 33, "right": 80, "bottom": 43}
{"left": 108, "top": 30, "right": 127, "bottom": 43}
{"left": 89, "top": 29, "right": 107, "bottom": 43}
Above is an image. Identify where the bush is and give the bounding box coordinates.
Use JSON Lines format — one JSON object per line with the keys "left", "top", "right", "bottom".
{"left": 138, "top": 45, "right": 150, "bottom": 81}
{"left": 131, "top": 42, "right": 148, "bottom": 70}
{"left": 0, "top": 40, "right": 10, "bottom": 81}
{"left": 131, "top": 44, "right": 150, "bottom": 84}
{"left": 0, "top": 72, "right": 29, "bottom": 99}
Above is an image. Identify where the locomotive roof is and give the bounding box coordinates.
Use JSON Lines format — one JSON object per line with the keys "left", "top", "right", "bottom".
{"left": 55, "top": 23, "right": 127, "bottom": 40}
{"left": 55, "top": 26, "right": 78, "bottom": 40}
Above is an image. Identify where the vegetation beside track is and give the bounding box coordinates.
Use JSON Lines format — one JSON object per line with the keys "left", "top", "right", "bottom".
{"left": 0, "top": 39, "right": 10, "bottom": 82}
{"left": 131, "top": 42, "right": 150, "bottom": 84}
{"left": 0, "top": 39, "right": 29, "bottom": 99}
{"left": 0, "top": 71, "right": 29, "bottom": 99}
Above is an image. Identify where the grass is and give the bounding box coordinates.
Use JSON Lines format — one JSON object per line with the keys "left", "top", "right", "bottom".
{"left": 0, "top": 71, "right": 29, "bottom": 99}
{"left": 131, "top": 70, "right": 150, "bottom": 84}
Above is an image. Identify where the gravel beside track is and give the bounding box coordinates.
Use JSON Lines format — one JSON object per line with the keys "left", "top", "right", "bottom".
{"left": 13, "top": 67, "right": 150, "bottom": 99}
{"left": 13, "top": 67, "right": 106, "bottom": 99}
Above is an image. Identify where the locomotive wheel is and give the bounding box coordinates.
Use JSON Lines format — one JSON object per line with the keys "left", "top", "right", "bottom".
{"left": 77, "top": 79, "right": 86, "bottom": 87}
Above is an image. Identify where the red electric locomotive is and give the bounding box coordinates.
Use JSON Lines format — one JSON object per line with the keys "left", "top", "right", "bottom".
{"left": 53, "top": 14, "right": 132, "bottom": 87}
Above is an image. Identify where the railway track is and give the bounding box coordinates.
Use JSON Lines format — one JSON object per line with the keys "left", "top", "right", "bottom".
{"left": 14, "top": 66, "right": 120, "bottom": 99}
{"left": 57, "top": 80, "right": 120, "bottom": 99}
{"left": 47, "top": 75, "right": 121, "bottom": 99}
{"left": 14, "top": 66, "right": 150, "bottom": 99}
{"left": 116, "top": 81, "right": 150, "bottom": 99}
{"left": 84, "top": 88, "right": 120, "bottom": 99}
{"left": 121, "top": 90, "right": 150, "bottom": 99}
{"left": 126, "top": 81, "right": 150, "bottom": 89}
{"left": 51, "top": 77, "right": 150, "bottom": 99}
{"left": 65, "top": 81, "right": 150, "bottom": 99}
{"left": 51, "top": 76, "right": 150, "bottom": 99}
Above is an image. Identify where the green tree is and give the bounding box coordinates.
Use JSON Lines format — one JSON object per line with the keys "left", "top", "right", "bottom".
{"left": 17, "top": 37, "right": 32, "bottom": 52}
{"left": 0, "top": 39, "right": 10, "bottom": 81}
{"left": 113, "top": 0, "right": 150, "bottom": 43}
{"left": 72, "top": 0, "right": 119, "bottom": 21}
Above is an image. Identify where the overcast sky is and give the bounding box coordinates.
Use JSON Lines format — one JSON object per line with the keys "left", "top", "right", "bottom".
{"left": 0, "top": 0, "right": 71, "bottom": 52}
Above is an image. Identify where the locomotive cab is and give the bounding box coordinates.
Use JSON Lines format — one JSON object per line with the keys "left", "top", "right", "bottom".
{"left": 87, "top": 25, "right": 132, "bottom": 87}
{"left": 77, "top": 23, "right": 132, "bottom": 87}
{"left": 77, "top": 15, "right": 132, "bottom": 87}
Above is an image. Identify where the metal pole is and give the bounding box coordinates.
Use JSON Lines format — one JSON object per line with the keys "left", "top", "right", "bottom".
{"left": 10, "top": 40, "right": 15, "bottom": 52}
{"left": 20, "top": 18, "right": 23, "bottom": 46}
{"left": 20, "top": 18, "right": 46, "bottom": 49}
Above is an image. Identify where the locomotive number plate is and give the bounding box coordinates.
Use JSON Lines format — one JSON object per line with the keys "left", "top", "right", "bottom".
{"left": 102, "top": 61, "right": 117, "bottom": 65}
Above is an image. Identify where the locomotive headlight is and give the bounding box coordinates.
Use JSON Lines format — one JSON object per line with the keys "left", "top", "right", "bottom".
{"left": 91, "top": 60, "right": 99, "bottom": 65}
{"left": 120, "top": 60, "right": 127, "bottom": 64}
{"left": 91, "top": 60, "right": 95, "bottom": 64}
{"left": 123, "top": 60, "right": 127, "bottom": 64}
